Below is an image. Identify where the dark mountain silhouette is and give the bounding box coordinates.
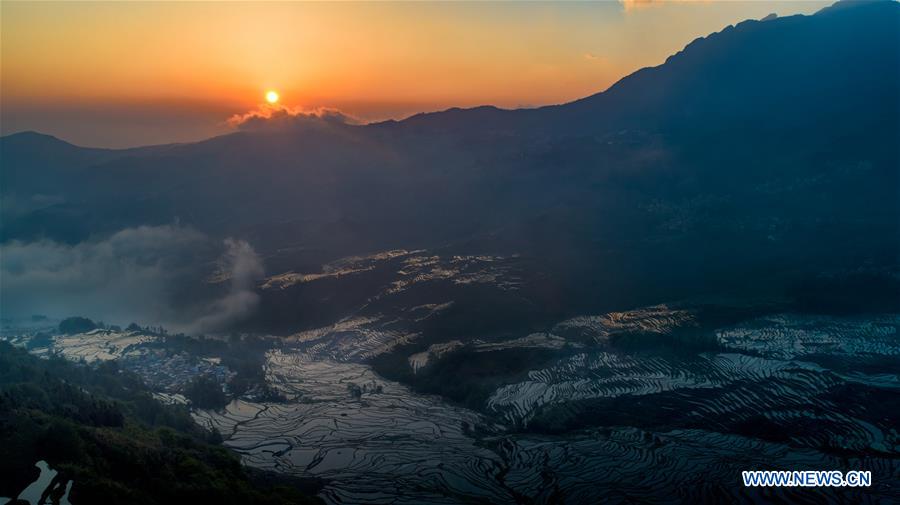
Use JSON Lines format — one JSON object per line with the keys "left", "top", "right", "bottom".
{"left": 1, "top": 0, "right": 897, "bottom": 321}
{"left": 0, "top": 131, "right": 179, "bottom": 194}
{"left": 383, "top": 0, "right": 897, "bottom": 137}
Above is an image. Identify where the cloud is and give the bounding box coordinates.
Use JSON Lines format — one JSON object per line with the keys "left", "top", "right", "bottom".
{"left": 0, "top": 225, "right": 265, "bottom": 333}
{"left": 188, "top": 238, "right": 265, "bottom": 333}
{"left": 619, "top": 0, "right": 706, "bottom": 13}
{"left": 226, "top": 104, "right": 359, "bottom": 131}
{"left": 620, "top": 0, "right": 661, "bottom": 12}
{"left": 583, "top": 52, "right": 608, "bottom": 63}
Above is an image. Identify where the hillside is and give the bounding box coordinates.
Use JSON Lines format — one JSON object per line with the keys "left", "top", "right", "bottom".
{"left": 0, "top": 341, "right": 322, "bottom": 504}
{"left": 0, "top": 0, "right": 897, "bottom": 330}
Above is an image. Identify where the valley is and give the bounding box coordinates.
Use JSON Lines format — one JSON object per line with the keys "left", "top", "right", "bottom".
{"left": 5, "top": 249, "right": 898, "bottom": 503}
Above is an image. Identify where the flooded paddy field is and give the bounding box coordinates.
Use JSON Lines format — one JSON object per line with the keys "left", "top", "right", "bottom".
{"left": 5, "top": 250, "right": 898, "bottom": 503}
{"left": 194, "top": 309, "right": 900, "bottom": 504}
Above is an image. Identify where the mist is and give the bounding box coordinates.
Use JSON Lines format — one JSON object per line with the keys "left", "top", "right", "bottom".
{"left": 0, "top": 225, "right": 264, "bottom": 333}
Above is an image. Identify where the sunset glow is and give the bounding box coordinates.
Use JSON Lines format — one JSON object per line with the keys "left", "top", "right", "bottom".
{"left": 0, "top": 1, "right": 827, "bottom": 147}
{"left": 266, "top": 91, "right": 280, "bottom": 104}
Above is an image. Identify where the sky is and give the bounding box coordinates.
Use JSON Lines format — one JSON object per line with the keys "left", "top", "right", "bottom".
{"left": 1, "top": 1, "right": 828, "bottom": 148}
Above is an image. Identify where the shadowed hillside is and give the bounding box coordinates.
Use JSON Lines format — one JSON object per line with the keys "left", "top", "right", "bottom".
{"left": 1, "top": 0, "right": 897, "bottom": 331}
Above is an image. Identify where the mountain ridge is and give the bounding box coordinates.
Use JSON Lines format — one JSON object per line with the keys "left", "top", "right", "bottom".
{"left": 5, "top": 1, "right": 896, "bottom": 150}
{"left": 1, "top": 0, "right": 896, "bottom": 320}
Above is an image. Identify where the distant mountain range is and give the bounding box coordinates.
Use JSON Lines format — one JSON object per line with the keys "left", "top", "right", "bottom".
{"left": 2, "top": 0, "right": 898, "bottom": 327}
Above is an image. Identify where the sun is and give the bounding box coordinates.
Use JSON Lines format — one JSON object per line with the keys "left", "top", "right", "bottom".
{"left": 265, "top": 90, "right": 279, "bottom": 104}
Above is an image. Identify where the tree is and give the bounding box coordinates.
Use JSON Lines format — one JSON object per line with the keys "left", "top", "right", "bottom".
{"left": 58, "top": 317, "right": 97, "bottom": 335}
{"left": 183, "top": 376, "right": 227, "bottom": 409}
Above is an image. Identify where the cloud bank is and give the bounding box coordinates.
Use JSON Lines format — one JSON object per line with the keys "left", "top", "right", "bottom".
{"left": 0, "top": 225, "right": 265, "bottom": 334}
{"left": 189, "top": 238, "right": 265, "bottom": 333}
{"left": 227, "top": 104, "right": 359, "bottom": 131}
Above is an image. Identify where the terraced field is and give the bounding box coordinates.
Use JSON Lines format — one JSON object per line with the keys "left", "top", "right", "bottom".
{"left": 6, "top": 252, "right": 898, "bottom": 503}
{"left": 195, "top": 308, "right": 900, "bottom": 504}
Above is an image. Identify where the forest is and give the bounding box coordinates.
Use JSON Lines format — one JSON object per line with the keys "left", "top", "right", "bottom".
{"left": 0, "top": 341, "right": 321, "bottom": 504}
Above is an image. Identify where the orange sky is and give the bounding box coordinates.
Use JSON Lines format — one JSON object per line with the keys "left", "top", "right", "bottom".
{"left": 1, "top": 1, "right": 827, "bottom": 147}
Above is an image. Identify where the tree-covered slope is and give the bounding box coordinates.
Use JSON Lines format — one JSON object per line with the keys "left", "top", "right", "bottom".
{"left": 0, "top": 341, "right": 322, "bottom": 505}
